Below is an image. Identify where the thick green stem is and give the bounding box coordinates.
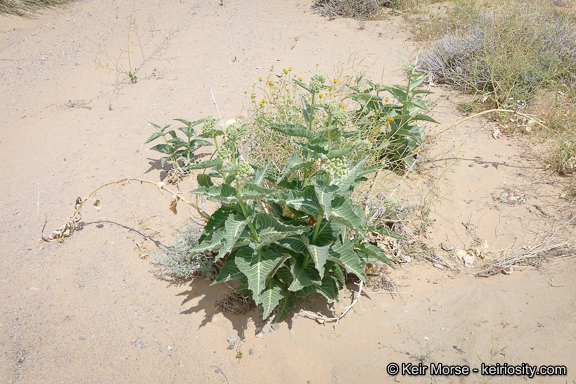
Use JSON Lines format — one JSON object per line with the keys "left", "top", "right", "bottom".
{"left": 237, "top": 187, "right": 259, "bottom": 242}
{"left": 308, "top": 93, "right": 316, "bottom": 131}
{"left": 311, "top": 214, "right": 323, "bottom": 244}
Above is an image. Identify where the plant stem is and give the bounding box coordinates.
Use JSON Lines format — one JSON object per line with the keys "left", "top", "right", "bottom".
{"left": 311, "top": 214, "right": 323, "bottom": 244}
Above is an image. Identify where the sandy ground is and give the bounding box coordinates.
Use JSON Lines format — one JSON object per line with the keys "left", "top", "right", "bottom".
{"left": 1, "top": 0, "right": 575, "bottom": 383}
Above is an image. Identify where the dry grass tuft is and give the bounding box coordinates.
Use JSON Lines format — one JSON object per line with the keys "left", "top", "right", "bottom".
{"left": 312, "top": 0, "right": 393, "bottom": 19}
{"left": 0, "top": 0, "right": 75, "bottom": 17}
{"left": 416, "top": 2, "right": 576, "bottom": 109}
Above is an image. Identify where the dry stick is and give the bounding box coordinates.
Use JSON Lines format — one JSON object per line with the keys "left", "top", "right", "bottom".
{"left": 44, "top": 178, "right": 210, "bottom": 242}
{"left": 299, "top": 281, "right": 364, "bottom": 328}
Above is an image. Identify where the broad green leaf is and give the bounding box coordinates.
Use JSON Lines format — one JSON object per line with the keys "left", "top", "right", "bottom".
{"left": 314, "top": 220, "right": 344, "bottom": 247}
{"left": 168, "top": 137, "right": 187, "bottom": 149}
{"left": 326, "top": 147, "right": 354, "bottom": 159}
{"left": 198, "top": 206, "right": 235, "bottom": 243}
{"left": 189, "top": 228, "right": 225, "bottom": 255}
{"left": 252, "top": 213, "right": 309, "bottom": 249}
{"left": 295, "top": 274, "right": 339, "bottom": 303}
{"left": 284, "top": 187, "right": 322, "bottom": 217}
{"left": 239, "top": 184, "right": 279, "bottom": 200}
{"left": 276, "top": 266, "right": 294, "bottom": 286}
{"left": 330, "top": 197, "right": 364, "bottom": 232}
{"left": 261, "top": 284, "right": 283, "bottom": 319}
{"left": 356, "top": 243, "right": 394, "bottom": 268}
{"left": 277, "top": 153, "right": 313, "bottom": 184}
{"left": 302, "top": 236, "right": 330, "bottom": 279}
{"left": 213, "top": 254, "right": 245, "bottom": 284}
{"left": 197, "top": 174, "right": 213, "bottom": 188}
{"left": 313, "top": 184, "right": 337, "bottom": 219}
{"left": 247, "top": 160, "right": 270, "bottom": 186}
{"left": 288, "top": 261, "right": 321, "bottom": 292}
{"left": 328, "top": 237, "right": 367, "bottom": 282}
{"left": 409, "top": 114, "right": 439, "bottom": 124}
{"left": 189, "top": 138, "right": 213, "bottom": 148}
{"left": 190, "top": 183, "right": 237, "bottom": 204}
{"left": 150, "top": 144, "right": 174, "bottom": 155}
{"left": 174, "top": 118, "right": 203, "bottom": 128}
{"left": 187, "top": 158, "right": 223, "bottom": 170}
{"left": 144, "top": 131, "right": 164, "bottom": 144}
{"left": 277, "top": 235, "right": 308, "bottom": 254}
{"left": 275, "top": 292, "right": 297, "bottom": 323}
{"left": 337, "top": 157, "right": 367, "bottom": 193}
{"left": 330, "top": 262, "right": 346, "bottom": 285}
{"left": 268, "top": 123, "right": 315, "bottom": 139}
{"left": 220, "top": 215, "right": 250, "bottom": 255}
{"left": 300, "top": 93, "right": 311, "bottom": 122}
{"left": 235, "top": 247, "right": 288, "bottom": 304}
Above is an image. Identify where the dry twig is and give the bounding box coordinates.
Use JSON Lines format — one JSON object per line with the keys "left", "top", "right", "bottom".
{"left": 42, "top": 177, "right": 210, "bottom": 243}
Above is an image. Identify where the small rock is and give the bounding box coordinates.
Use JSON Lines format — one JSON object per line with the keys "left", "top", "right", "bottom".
{"left": 249, "top": 349, "right": 254, "bottom": 355}
{"left": 432, "top": 279, "right": 439, "bottom": 284}
{"left": 469, "top": 163, "right": 475, "bottom": 167}
{"left": 39, "top": 246, "right": 44, "bottom": 250}
{"left": 79, "top": 336, "right": 85, "bottom": 340}
{"left": 255, "top": 332, "right": 263, "bottom": 338}
{"left": 271, "top": 324, "right": 280, "bottom": 331}
{"left": 262, "top": 324, "right": 271, "bottom": 334}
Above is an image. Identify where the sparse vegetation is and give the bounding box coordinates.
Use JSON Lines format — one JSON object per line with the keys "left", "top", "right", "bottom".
{"left": 312, "top": 0, "right": 393, "bottom": 19}
{"left": 154, "top": 223, "right": 217, "bottom": 280}
{"left": 413, "top": 0, "right": 576, "bottom": 196}
{"left": 0, "top": 0, "right": 74, "bottom": 17}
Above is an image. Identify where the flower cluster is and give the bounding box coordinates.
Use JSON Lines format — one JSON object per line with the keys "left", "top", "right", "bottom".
{"left": 236, "top": 162, "right": 254, "bottom": 181}
{"left": 333, "top": 109, "right": 349, "bottom": 126}
{"left": 324, "top": 100, "right": 339, "bottom": 114}
{"left": 226, "top": 122, "right": 246, "bottom": 140}
{"left": 324, "top": 157, "right": 349, "bottom": 179}
{"left": 202, "top": 115, "right": 218, "bottom": 137}
{"left": 309, "top": 73, "right": 326, "bottom": 93}
{"left": 216, "top": 144, "right": 232, "bottom": 162}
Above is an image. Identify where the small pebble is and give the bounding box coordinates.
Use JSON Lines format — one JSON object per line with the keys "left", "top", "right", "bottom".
{"left": 271, "top": 324, "right": 280, "bottom": 331}
{"left": 249, "top": 349, "right": 254, "bottom": 355}
{"left": 433, "top": 279, "right": 439, "bottom": 284}
{"left": 79, "top": 336, "right": 85, "bottom": 340}
{"left": 468, "top": 163, "right": 475, "bottom": 167}
{"left": 255, "top": 332, "right": 263, "bottom": 338}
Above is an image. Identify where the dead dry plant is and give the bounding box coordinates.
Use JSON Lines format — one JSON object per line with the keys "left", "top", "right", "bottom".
{"left": 0, "top": 0, "right": 74, "bottom": 17}
{"left": 42, "top": 177, "right": 209, "bottom": 243}
{"left": 477, "top": 216, "right": 575, "bottom": 277}
{"left": 94, "top": 13, "right": 174, "bottom": 106}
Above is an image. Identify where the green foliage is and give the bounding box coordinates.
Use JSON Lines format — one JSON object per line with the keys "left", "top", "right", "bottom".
{"left": 145, "top": 118, "right": 214, "bottom": 170}
{"left": 180, "top": 74, "right": 407, "bottom": 322}
{"left": 347, "top": 66, "right": 438, "bottom": 170}
{"left": 148, "top": 67, "right": 435, "bottom": 322}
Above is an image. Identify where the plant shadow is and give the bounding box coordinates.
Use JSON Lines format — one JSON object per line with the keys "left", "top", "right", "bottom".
{"left": 175, "top": 278, "right": 343, "bottom": 338}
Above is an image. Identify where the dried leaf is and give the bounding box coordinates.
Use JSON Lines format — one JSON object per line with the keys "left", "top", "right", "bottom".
{"left": 93, "top": 199, "right": 101, "bottom": 211}
{"left": 169, "top": 197, "right": 178, "bottom": 215}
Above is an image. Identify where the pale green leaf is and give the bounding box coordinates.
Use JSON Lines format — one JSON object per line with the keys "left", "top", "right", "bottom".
{"left": 328, "top": 237, "right": 367, "bottom": 282}
{"left": 235, "top": 247, "right": 288, "bottom": 304}
{"left": 261, "top": 284, "right": 283, "bottom": 319}
{"left": 288, "top": 261, "right": 321, "bottom": 292}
